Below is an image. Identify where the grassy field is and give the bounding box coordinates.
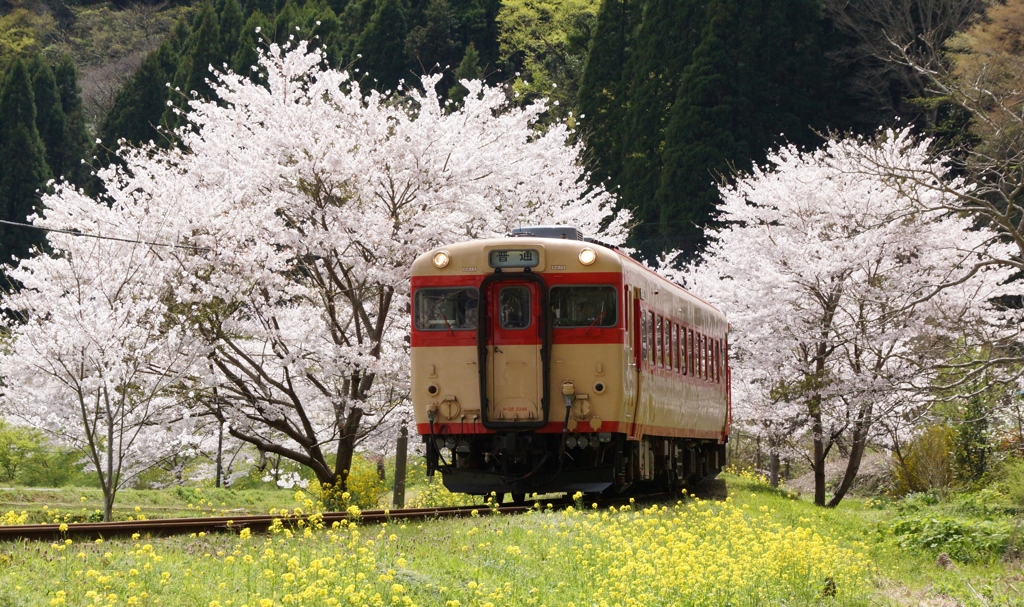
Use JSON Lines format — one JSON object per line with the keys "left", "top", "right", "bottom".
{"left": 0, "top": 473, "right": 1020, "bottom": 606}
{"left": 0, "top": 486, "right": 306, "bottom": 524}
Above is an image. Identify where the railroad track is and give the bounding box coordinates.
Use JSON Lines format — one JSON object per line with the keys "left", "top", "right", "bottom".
{"left": 0, "top": 504, "right": 535, "bottom": 542}
{"left": 0, "top": 489, "right": 683, "bottom": 543}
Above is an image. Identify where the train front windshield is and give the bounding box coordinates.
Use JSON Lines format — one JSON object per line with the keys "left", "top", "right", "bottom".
{"left": 414, "top": 287, "right": 479, "bottom": 331}
{"left": 550, "top": 285, "right": 617, "bottom": 327}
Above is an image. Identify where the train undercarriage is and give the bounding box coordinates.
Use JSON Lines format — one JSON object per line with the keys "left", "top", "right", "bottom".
{"left": 425, "top": 431, "right": 726, "bottom": 500}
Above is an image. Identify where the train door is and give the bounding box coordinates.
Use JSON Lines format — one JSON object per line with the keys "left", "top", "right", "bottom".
{"left": 482, "top": 278, "right": 546, "bottom": 424}
{"left": 627, "top": 286, "right": 643, "bottom": 439}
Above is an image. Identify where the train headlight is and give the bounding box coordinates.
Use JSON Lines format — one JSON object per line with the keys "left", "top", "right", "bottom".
{"left": 578, "top": 247, "right": 597, "bottom": 266}
{"left": 432, "top": 250, "right": 451, "bottom": 268}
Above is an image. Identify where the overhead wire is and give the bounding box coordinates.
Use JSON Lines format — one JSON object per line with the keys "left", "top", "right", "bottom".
{"left": 0, "top": 219, "right": 212, "bottom": 252}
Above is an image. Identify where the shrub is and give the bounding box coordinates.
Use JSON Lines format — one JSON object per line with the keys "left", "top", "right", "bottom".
{"left": 886, "top": 514, "right": 1012, "bottom": 562}
{"left": 891, "top": 425, "right": 954, "bottom": 496}
{"left": 406, "top": 474, "right": 472, "bottom": 508}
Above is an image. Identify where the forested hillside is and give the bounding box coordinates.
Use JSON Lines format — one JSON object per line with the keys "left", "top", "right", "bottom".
{"left": 0, "top": 0, "right": 985, "bottom": 269}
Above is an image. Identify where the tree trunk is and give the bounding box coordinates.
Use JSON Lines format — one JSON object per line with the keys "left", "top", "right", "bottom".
{"left": 812, "top": 404, "right": 827, "bottom": 506}
{"left": 827, "top": 421, "right": 869, "bottom": 508}
{"left": 103, "top": 490, "right": 115, "bottom": 523}
{"left": 332, "top": 407, "right": 364, "bottom": 490}
{"left": 769, "top": 451, "right": 780, "bottom": 487}
{"left": 216, "top": 420, "right": 224, "bottom": 488}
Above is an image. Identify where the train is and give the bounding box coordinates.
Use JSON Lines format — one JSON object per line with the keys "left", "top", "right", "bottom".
{"left": 410, "top": 226, "right": 730, "bottom": 501}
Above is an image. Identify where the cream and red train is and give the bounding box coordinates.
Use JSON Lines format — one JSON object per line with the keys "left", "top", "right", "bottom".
{"left": 410, "top": 226, "right": 730, "bottom": 500}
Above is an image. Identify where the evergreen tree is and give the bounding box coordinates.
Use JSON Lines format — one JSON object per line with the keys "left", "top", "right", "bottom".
{"left": 245, "top": 0, "right": 277, "bottom": 18}
{"left": 405, "top": 0, "right": 460, "bottom": 75}
{"left": 447, "top": 41, "right": 481, "bottom": 103}
{"left": 306, "top": 5, "right": 345, "bottom": 66}
{"left": 617, "top": 0, "right": 709, "bottom": 258}
{"left": 451, "top": 0, "right": 500, "bottom": 75}
{"left": 355, "top": 0, "right": 411, "bottom": 92}
{"left": 655, "top": 0, "right": 830, "bottom": 260}
{"left": 0, "top": 59, "right": 51, "bottom": 269}
{"left": 98, "top": 41, "right": 180, "bottom": 157}
{"left": 232, "top": 11, "right": 273, "bottom": 78}
{"left": 52, "top": 54, "right": 91, "bottom": 187}
{"left": 273, "top": 0, "right": 300, "bottom": 43}
{"left": 163, "top": 3, "right": 222, "bottom": 133}
{"left": 218, "top": 0, "right": 246, "bottom": 62}
{"left": 577, "top": 0, "right": 640, "bottom": 191}
{"left": 29, "top": 57, "right": 67, "bottom": 181}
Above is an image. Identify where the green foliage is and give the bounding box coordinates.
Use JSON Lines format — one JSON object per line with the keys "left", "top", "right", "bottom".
{"left": 886, "top": 514, "right": 1013, "bottom": 563}
{"left": 51, "top": 54, "right": 91, "bottom": 186}
{"left": 653, "top": 0, "right": 831, "bottom": 260}
{"left": 994, "top": 456, "right": 1024, "bottom": 508}
{"left": 28, "top": 56, "right": 67, "bottom": 180}
{"left": 164, "top": 2, "right": 223, "bottom": 133}
{"left": 447, "top": 41, "right": 481, "bottom": 103}
{"left": 891, "top": 425, "right": 955, "bottom": 496}
{"left": 0, "top": 8, "right": 56, "bottom": 65}
{"left": 217, "top": 0, "right": 245, "bottom": 61}
{"left": 355, "top": 0, "right": 410, "bottom": 92}
{"left": 617, "top": 0, "right": 708, "bottom": 258}
{"left": 404, "top": 0, "right": 461, "bottom": 76}
{"left": 0, "top": 58, "right": 51, "bottom": 268}
{"left": 577, "top": 0, "right": 638, "bottom": 186}
{"left": 17, "top": 447, "right": 88, "bottom": 487}
{"left": 97, "top": 39, "right": 180, "bottom": 161}
{"left": 497, "top": 0, "right": 599, "bottom": 121}
{"left": 231, "top": 11, "right": 271, "bottom": 78}
{"left": 406, "top": 474, "right": 471, "bottom": 507}
{"left": 0, "top": 421, "right": 43, "bottom": 483}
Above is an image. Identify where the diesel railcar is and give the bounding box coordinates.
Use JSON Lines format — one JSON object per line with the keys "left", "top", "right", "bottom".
{"left": 410, "top": 226, "right": 730, "bottom": 500}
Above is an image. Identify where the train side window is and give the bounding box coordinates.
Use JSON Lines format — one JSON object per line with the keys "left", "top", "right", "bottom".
{"left": 704, "top": 335, "right": 712, "bottom": 378}
{"left": 697, "top": 333, "right": 704, "bottom": 380}
{"left": 641, "top": 310, "right": 649, "bottom": 362}
{"left": 656, "top": 316, "right": 664, "bottom": 368}
{"left": 687, "top": 329, "right": 693, "bottom": 376}
{"left": 679, "top": 327, "right": 688, "bottom": 374}
{"left": 648, "top": 311, "right": 656, "bottom": 364}
{"left": 413, "top": 287, "right": 479, "bottom": 331}
{"left": 665, "top": 320, "right": 673, "bottom": 370}
{"left": 550, "top": 285, "right": 618, "bottom": 327}
{"left": 670, "top": 322, "right": 677, "bottom": 372}
{"left": 703, "top": 334, "right": 709, "bottom": 380}
{"left": 715, "top": 340, "right": 721, "bottom": 383}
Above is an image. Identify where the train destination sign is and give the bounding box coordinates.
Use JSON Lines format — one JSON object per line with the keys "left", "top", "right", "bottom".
{"left": 488, "top": 249, "right": 539, "bottom": 268}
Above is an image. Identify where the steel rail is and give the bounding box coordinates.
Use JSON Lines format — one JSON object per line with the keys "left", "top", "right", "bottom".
{"left": 0, "top": 491, "right": 676, "bottom": 543}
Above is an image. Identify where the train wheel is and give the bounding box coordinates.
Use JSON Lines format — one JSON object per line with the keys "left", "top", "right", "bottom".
{"left": 489, "top": 493, "right": 506, "bottom": 506}
{"left": 510, "top": 492, "right": 526, "bottom": 505}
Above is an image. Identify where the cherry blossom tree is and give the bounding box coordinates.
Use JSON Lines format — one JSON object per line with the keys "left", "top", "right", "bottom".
{"left": 0, "top": 199, "right": 201, "bottom": 520}
{"left": 679, "top": 129, "right": 1011, "bottom": 507}
{"left": 21, "top": 42, "right": 626, "bottom": 491}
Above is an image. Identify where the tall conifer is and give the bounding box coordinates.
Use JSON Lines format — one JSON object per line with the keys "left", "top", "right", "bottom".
{"left": 617, "top": 0, "right": 708, "bottom": 258}
{"left": 53, "top": 55, "right": 91, "bottom": 186}
{"left": 29, "top": 57, "right": 68, "bottom": 181}
{"left": 163, "top": 3, "right": 222, "bottom": 133}
{"left": 98, "top": 41, "right": 180, "bottom": 157}
{"left": 355, "top": 0, "right": 410, "bottom": 92}
{"left": 218, "top": 0, "right": 246, "bottom": 63}
{"left": 655, "top": 0, "right": 830, "bottom": 259}
{"left": 577, "top": 0, "right": 640, "bottom": 191}
{"left": 233, "top": 11, "right": 273, "bottom": 79}
{"left": 0, "top": 59, "right": 51, "bottom": 269}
